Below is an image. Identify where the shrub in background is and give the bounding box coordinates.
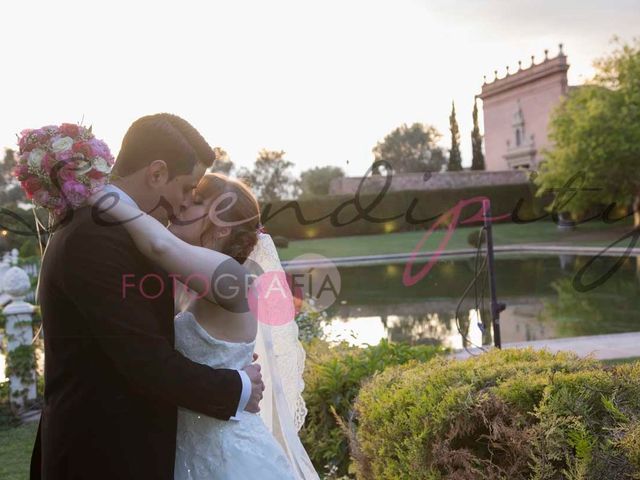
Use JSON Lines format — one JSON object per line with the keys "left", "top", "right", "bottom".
{"left": 466, "top": 229, "right": 485, "bottom": 248}
{"left": 272, "top": 235, "right": 289, "bottom": 248}
{"left": 354, "top": 349, "right": 640, "bottom": 480}
{"left": 301, "top": 339, "right": 443, "bottom": 478}
{"left": 263, "top": 183, "right": 549, "bottom": 240}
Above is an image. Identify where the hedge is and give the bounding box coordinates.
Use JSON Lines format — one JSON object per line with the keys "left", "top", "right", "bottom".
{"left": 262, "top": 183, "right": 551, "bottom": 240}
{"left": 353, "top": 348, "right": 640, "bottom": 480}
{"left": 300, "top": 339, "right": 444, "bottom": 478}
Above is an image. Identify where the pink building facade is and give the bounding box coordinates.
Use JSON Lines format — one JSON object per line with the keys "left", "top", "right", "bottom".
{"left": 479, "top": 45, "right": 570, "bottom": 171}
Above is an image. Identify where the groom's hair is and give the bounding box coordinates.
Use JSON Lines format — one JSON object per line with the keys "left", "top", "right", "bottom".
{"left": 113, "top": 113, "right": 215, "bottom": 179}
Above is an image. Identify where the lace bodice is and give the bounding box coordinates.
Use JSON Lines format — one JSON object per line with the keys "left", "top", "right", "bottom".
{"left": 174, "top": 310, "right": 255, "bottom": 370}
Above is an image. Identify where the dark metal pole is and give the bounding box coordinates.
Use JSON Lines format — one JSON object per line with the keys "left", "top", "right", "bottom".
{"left": 482, "top": 199, "right": 505, "bottom": 349}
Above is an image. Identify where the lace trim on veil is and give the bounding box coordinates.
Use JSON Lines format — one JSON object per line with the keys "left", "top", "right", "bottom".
{"left": 247, "top": 233, "right": 308, "bottom": 430}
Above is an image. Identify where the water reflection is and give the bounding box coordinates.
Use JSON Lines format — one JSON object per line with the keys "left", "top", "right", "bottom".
{"left": 322, "top": 254, "right": 640, "bottom": 347}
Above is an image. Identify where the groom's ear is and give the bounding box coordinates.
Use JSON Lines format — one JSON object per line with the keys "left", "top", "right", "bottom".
{"left": 146, "top": 160, "right": 170, "bottom": 187}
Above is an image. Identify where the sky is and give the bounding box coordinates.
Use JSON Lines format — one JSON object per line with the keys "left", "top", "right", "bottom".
{"left": 1, "top": 0, "right": 638, "bottom": 177}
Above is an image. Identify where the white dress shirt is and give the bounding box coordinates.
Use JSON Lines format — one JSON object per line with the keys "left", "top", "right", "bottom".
{"left": 101, "top": 184, "right": 252, "bottom": 419}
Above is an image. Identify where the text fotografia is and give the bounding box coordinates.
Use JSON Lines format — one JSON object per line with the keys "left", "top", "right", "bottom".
{"left": 121, "top": 266, "right": 340, "bottom": 315}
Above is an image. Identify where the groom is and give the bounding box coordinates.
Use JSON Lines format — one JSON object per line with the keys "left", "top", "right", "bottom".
{"left": 30, "top": 114, "right": 264, "bottom": 479}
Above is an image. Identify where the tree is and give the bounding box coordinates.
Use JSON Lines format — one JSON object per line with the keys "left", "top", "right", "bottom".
{"left": 0, "top": 148, "right": 25, "bottom": 205}
{"left": 209, "top": 147, "right": 234, "bottom": 175}
{"left": 239, "top": 149, "right": 300, "bottom": 203}
{"left": 535, "top": 39, "right": 640, "bottom": 225}
{"left": 471, "top": 99, "right": 485, "bottom": 170}
{"left": 372, "top": 123, "right": 446, "bottom": 174}
{"left": 447, "top": 101, "right": 462, "bottom": 171}
{"left": 298, "top": 166, "right": 345, "bottom": 199}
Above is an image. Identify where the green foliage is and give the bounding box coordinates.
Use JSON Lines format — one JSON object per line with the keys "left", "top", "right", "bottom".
{"left": 0, "top": 421, "right": 38, "bottom": 479}
{"left": 372, "top": 123, "right": 446, "bottom": 174}
{"left": 0, "top": 149, "right": 25, "bottom": 205}
{"left": 209, "top": 147, "right": 234, "bottom": 175}
{"left": 619, "top": 420, "right": 640, "bottom": 476}
{"left": 448, "top": 102, "right": 462, "bottom": 171}
{"left": 301, "top": 339, "right": 443, "bottom": 477}
{"left": 354, "top": 349, "right": 640, "bottom": 479}
{"left": 540, "top": 275, "right": 640, "bottom": 337}
{"left": 0, "top": 205, "right": 39, "bottom": 253}
{"left": 5, "top": 345, "right": 36, "bottom": 386}
{"left": 471, "top": 98, "right": 485, "bottom": 170}
{"left": 466, "top": 229, "right": 485, "bottom": 248}
{"left": 294, "top": 302, "right": 327, "bottom": 343}
{"left": 263, "top": 182, "right": 547, "bottom": 240}
{"left": 18, "top": 237, "right": 39, "bottom": 258}
{"left": 238, "top": 149, "right": 300, "bottom": 202}
{"left": 272, "top": 235, "right": 289, "bottom": 248}
{"left": 535, "top": 39, "right": 640, "bottom": 221}
{"left": 299, "top": 166, "right": 345, "bottom": 199}
{"left": 0, "top": 382, "right": 20, "bottom": 428}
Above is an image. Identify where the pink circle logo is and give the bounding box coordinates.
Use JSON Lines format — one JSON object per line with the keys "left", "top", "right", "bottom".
{"left": 248, "top": 271, "right": 296, "bottom": 326}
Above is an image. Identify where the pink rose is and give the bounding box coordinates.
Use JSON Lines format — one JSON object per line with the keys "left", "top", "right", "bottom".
{"left": 61, "top": 181, "right": 89, "bottom": 207}
{"left": 88, "top": 138, "right": 112, "bottom": 162}
{"left": 42, "top": 154, "right": 58, "bottom": 174}
{"left": 55, "top": 149, "right": 75, "bottom": 162}
{"left": 87, "top": 168, "right": 105, "bottom": 180}
{"left": 57, "top": 162, "right": 78, "bottom": 182}
{"left": 59, "top": 123, "right": 80, "bottom": 138}
{"left": 22, "top": 177, "right": 42, "bottom": 199}
{"left": 73, "top": 141, "right": 93, "bottom": 158}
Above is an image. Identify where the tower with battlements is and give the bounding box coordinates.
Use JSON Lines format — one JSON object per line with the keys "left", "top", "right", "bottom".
{"left": 479, "top": 44, "right": 570, "bottom": 171}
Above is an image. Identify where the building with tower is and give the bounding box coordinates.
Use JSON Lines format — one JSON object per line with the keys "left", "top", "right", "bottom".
{"left": 479, "top": 44, "right": 570, "bottom": 171}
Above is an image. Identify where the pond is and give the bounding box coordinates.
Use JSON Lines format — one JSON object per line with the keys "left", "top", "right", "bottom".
{"left": 2, "top": 253, "right": 639, "bottom": 383}
{"left": 321, "top": 253, "right": 640, "bottom": 349}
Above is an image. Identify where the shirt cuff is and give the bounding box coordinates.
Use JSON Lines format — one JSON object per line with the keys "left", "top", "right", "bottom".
{"left": 229, "top": 369, "right": 251, "bottom": 421}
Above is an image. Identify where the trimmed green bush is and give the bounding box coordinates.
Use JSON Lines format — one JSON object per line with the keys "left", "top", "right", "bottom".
{"left": 263, "top": 183, "right": 550, "bottom": 240}
{"left": 354, "top": 349, "right": 640, "bottom": 479}
{"left": 301, "top": 339, "right": 444, "bottom": 477}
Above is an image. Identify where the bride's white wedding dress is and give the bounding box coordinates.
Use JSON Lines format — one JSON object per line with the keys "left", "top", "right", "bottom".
{"left": 173, "top": 310, "right": 296, "bottom": 480}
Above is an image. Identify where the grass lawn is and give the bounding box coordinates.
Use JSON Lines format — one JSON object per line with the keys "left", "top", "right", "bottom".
{"left": 277, "top": 217, "right": 636, "bottom": 261}
{"left": 0, "top": 422, "right": 37, "bottom": 480}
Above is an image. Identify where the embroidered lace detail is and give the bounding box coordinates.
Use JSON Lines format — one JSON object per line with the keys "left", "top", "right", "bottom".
{"left": 173, "top": 311, "right": 295, "bottom": 480}
{"left": 247, "top": 233, "right": 309, "bottom": 431}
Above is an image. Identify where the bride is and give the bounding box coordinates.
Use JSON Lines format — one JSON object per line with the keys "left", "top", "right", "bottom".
{"left": 90, "top": 172, "right": 319, "bottom": 480}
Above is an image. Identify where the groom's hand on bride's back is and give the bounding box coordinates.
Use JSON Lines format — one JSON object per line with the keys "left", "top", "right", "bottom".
{"left": 243, "top": 362, "right": 264, "bottom": 413}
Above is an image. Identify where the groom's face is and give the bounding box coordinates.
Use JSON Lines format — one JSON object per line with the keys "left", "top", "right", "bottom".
{"left": 155, "top": 163, "right": 207, "bottom": 224}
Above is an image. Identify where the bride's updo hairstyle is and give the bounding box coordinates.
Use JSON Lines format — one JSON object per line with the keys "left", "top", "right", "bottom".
{"left": 196, "top": 173, "right": 261, "bottom": 265}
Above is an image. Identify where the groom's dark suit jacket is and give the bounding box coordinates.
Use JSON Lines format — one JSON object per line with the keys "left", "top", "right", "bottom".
{"left": 30, "top": 206, "right": 242, "bottom": 480}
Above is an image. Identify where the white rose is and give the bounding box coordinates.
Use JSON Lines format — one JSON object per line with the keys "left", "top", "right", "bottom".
{"left": 51, "top": 136, "right": 74, "bottom": 153}
{"left": 92, "top": 157, "right": 111, "bottom": 173}
{"left": 28, "top": 149, "right": 46, "bottom": 168}
{"left": 75, "top": 161, "right": 93, "bottom": 175}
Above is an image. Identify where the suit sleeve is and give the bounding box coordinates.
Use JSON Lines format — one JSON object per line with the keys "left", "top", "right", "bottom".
{"left": 62, "top": 223, "right": 242, "bottom": 420}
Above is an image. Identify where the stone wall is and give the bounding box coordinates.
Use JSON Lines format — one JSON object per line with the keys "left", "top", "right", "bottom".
{"left": 329, "top": 170, "right": 530, "bottom": 195}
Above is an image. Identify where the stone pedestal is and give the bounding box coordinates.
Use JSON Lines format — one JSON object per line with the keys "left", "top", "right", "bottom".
{"left": 2, "top": 266, "right": 37, "bottom": 413}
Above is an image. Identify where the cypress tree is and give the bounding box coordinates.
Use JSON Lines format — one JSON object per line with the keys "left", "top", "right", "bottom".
{"left": 448, "top": 101, "right": 462, "bottom": 171}
{"left": 471, "top": 98, "right": 485, "bottom": 170}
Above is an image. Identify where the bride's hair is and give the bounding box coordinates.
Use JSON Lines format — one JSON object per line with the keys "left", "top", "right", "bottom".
{"left": 196, "top": 173, "right": 261, "bottom": 264}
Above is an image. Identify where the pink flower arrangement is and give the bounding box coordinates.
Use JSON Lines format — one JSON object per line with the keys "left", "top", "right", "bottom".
{"left": 15, "top": 123, "right": 114, "bottom": 217}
